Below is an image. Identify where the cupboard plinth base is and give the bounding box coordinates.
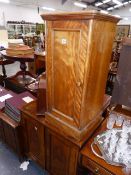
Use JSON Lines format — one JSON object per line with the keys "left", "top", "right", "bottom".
{"left": 45, "top": 112, "right": 103, "bottom": 145}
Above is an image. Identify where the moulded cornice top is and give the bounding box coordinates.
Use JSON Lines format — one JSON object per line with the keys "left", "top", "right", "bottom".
{"left": 41, "top": 10, "right": 120, "bottom": 23}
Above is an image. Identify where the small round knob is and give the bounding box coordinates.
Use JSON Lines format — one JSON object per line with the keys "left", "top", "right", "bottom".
{"left": 95, "top": 168, "right": 99, "bottom": 174}
{"left": 34, "top": 126, "right": 38, "bottom": 131}
{"left": 76, "top": 81, "right": 81, "bottom": 87}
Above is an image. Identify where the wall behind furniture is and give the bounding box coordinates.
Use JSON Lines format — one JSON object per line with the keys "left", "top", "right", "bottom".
{"left": 0, "top": 3, "right": 44, "bottom": 25}
{"left": 111, "top": 5, "right": 131, "bottom": 25}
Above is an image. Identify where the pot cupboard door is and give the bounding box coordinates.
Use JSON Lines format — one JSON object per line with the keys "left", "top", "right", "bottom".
{"left": 47, "top": 25, "right": 88, "bottom": 128}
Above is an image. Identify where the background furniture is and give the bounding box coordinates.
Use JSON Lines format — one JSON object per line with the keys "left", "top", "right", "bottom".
{"left": 0, "top": 54, "right": 14, "bottom": 86}
{"left": 80, "top": 113, "right": 129, "bottom": 175}
{"left": 106, "top": 39, "right": 122, "bottom": 95}
{"left": 0, "top": 112, "right": 24, "bottom": 161}
{"left": 7, "top": 21, "right": 36, "bottom": 38}
{"left": 111, "top": 39, "right": 131, "bottom": 107}
{"left": 1, "top": 50, "right": 35, "bottom": 86}
{"left": 28, "top": 51, "right": 45, "bottom": 75}
{"left": 34, "top": 52, "right": 46, "bottom": 75}
{"left": 7, "top": 21, "right": 44, "bottom": 39}
{"left": 115, "top": 25, "right": 130, "bottom": 40}
{"left": 0, "top": 59, "right": 14, "bottom": 78}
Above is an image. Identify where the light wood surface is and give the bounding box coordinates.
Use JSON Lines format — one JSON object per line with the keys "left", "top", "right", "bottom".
{"left": 42, "top": 11, "right": 120, "bottom": 141}
{"left": 41, "top": 11, "right": 120, "bottom": 22}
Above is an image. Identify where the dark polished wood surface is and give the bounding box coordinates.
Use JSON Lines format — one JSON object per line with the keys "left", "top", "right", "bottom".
{"left": 0, "top": 59, "right": 14, "bottom": 65}
{"left": 21, "top": 101, "right": 45, "bottom": 124}
{"left": 35, "top": 52, "right": 46, "bottom": 74}
{"left": 1, "top": 50, "right": 35, "bottom": 86}
{"left": 21, "top": 101, "right": 45, "bottom": 168}
{"left": 0, "top": 111, "right": 24, "bottom": 161}
{"left": 37, "top": 74, "right": 46, "bottom": 115}
{"left": 45, "top": 127, "right": 79, "bottom": 175}
{"left": 0, "top": 54, "right": 15, "bottom": 78}
{"left": 28, "top": 51, "right": 45, "bottom": 75}
{"left": 1, "top": 50, "right": 34, "bottom": 62}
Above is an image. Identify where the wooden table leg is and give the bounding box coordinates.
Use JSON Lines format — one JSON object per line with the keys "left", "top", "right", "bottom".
{"left": 2, "top": 64, "right": 7, "bottom": 78}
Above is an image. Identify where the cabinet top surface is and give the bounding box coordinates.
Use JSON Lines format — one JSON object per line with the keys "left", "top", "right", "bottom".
{"left": 41, "top": 10, "right": 120, "bottom": 23}
{"left": 21, "top": 101, "right": 45, "bottom": 124}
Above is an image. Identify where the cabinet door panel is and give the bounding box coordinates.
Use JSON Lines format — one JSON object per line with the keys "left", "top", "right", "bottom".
{"left": 26, "top": 119, "right": 45, "bottom": 167}
{"left": 45, "top": 128, "right": 78, "bottom": 175}
{"left": 53, "top": 30, "right": 80, "bottom": 118}
{"left": 46, "top": 21, "right": 89, "bottom": 129}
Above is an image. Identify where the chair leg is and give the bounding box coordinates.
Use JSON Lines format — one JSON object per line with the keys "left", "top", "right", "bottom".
{"left": 2, "top": 64, "right": 7, "bottom": 78}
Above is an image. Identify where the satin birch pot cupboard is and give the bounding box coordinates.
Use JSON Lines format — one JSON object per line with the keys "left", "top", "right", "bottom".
{"left": 41, "top": 11, "right": 119, "bottom": 141}
{"left": 40, "top": 11, "right": 120, "bottom": 175}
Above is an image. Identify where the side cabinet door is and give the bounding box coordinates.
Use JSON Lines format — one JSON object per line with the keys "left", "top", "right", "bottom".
{"left": 26, "top": 119, "right": 45, "bottom": 168}
{"left": 45, "top": 128, "right": 79, "bottom": 175}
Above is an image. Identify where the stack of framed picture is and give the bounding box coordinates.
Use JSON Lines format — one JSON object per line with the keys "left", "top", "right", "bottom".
{"left": 115, "top": 25, "right": 130, "bottom": 40}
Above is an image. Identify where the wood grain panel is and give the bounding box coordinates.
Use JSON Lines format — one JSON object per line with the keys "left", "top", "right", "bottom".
{"left": 73, "top": 22, "right": 89, "bottom": 128}
{"left": 46, "top": 21, "right": 89, "bottom": 128}
{"left": 52, "top": 30, "right": 80, "bottom": 120}
{"left": 26, "top": 118, "right": 45, "bottom": 167}
{"left": 41, "top": 11, "right": 120, "bottom": 23}
{"left": 45, "top": 128, "right": 79, "bottom": 175}
{"left": 80, "top": 20, "right": 117, "bottom": 128}
{"left": 51, "top": 135, "right": 70, "bottom": 175}
{"left": 46, "top": 21, "right": 53, "bottom": 112}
